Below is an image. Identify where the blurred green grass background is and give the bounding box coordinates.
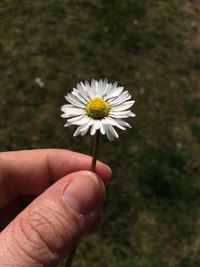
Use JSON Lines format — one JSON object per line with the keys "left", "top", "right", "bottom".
{"left": 0, "top": 0, "right": 200, "bottom": 266}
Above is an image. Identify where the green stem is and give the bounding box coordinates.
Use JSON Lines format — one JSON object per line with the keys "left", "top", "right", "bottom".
{"left": 64, "top": 131, "right": 100, "bottom": 267}
{"left": 91, "top": 130, "right": 100, "bottom": 172}
{"left": 64, "top": 247, "right": 76, "bottom": 267}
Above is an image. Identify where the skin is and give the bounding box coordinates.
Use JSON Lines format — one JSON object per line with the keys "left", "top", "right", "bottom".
{"left": 0, "top": 149, "right": 111, "bottom": 266}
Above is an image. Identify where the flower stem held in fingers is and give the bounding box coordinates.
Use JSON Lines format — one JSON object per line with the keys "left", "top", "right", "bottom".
{"left": 65, "top": 131, "right": 100, "bottom": 267}
{"left": 91, "top": 130, "right": 100, "bottom": 172}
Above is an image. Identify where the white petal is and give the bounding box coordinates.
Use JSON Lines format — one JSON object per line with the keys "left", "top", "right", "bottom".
{"left": 91, "top": 79, "right": 98, "bottom": 97}
{"left": 110, "top": 110, "right": 130, "bottom": 115}
{"left": 105, "top": 117, "right": 126, "bottom": 130}
{"left": 96, "top": 79, "right": 103, "bottom": 97}
{"left": 104, "top": 82, "right": 114, "bottom": 97}
{"left": 114, "top": 118, "right": 131, "bottom": 128}
{"left": 73, "top": 126, "right": 82, "bottom": 137}
{"left": 86, "top": 80, "right": 95, "bottom": 99}
{"left": 100, "top": 121, "right": 106, "bottom": 135}
{"left": 81, "top": 119, "right": 95, "bottom": 135}
{"left": 105, "top": 125, "right": 114, "bottom": 141}
{"left": 72, "top": 89, "right": 88, "bottom": 104}
{"left": 80, "top": 127, "right": 89, "bottom": 136}
{"left": 103, "top": 82, "right": 112, "bottom": 98}
{"left": 109, "top": 86, "right": 124, "bottom": 99}
{"left": 84, "top": 80, "right": 93, "bottom": 99}
{"left": 67, "top": 115, "right": 90, "bottom": 126}
{"left": 90, "top": 122, "right": 97, "bottom": 135}
{"left": 77, "top": 83, "right": 90, "bottom": 101}
{"left": 98, "top": 79, "right": 109, "bottom": 98}
{"left": 75, "top": 115, "right": 91, "bottom": 126}
{"left": 109, "top": 114, "right": 130, "bottom": 119}
{"left": 107, "top": 124, "right": 119, "bottom": 138}
{"left": 80, "top": 81, "right": 90, "bottom": 99}
{"left": 61, "top": 106, "right": 85, "bottom": 118}
{"left": 79, "top": 118, "right": 92, "bottom": 131}
{"left": 79, "top": 123, "right": 91, "bottom": 136}
{"left": 61, "top": 112, "right": 84, "bottom": 118}
{"left": 61, "top": 104, "right": 74, "bottom": 109}
{"left": 108, "top": 91, "right": 131, "bottom": 106}
{"left": 104, "top": 82, "right": 118, "bottom": 100}
{"left": 130, "top": 112, "right": 136, "bottom": 117}
{"left": 61, "top": 106, "right": 83, "bottom": 114}
{"left": 110, "top": 110, "right": 135, "bottom": 118}
{"left": 65, "top": 94, "right": 85, "bottom": 108}
{"left": 64, "top": 122, "right": 69, "bottom": 127}
{"left": 111, "top": 101, "right": 135, "bottom": 112}
{"left": 64, "top": 115, "right": 84, "bottom": 125}
{"left": 96, "top": 120, "right": 102, "bottom": 130}
{"left": 90, "top": 120, "right": 101, "bottom": 135}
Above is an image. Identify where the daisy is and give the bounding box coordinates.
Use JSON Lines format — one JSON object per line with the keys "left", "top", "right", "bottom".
{"left": 61, "top": 79, "right": 135, "bottom": 141}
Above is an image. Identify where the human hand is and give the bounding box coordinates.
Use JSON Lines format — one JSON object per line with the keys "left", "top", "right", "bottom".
{"left": 0, "top": 149, "right": 111, "bottom": 266}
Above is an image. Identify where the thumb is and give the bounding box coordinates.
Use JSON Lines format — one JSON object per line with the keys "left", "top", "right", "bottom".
{"left": 0, "top": 171, "right": 105, "bottom": 266}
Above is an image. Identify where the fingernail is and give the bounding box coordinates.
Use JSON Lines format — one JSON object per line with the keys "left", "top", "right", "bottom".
{"left": 63, "top": 171, "right": 104, "bottom": 215}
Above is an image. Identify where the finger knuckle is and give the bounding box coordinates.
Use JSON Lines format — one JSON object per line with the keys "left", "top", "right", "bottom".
{"left": 14, "top": 204, "right": 63, "bottom": 265}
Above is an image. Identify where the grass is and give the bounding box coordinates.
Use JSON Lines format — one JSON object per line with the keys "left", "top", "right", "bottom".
{"left": 0, "top": 0, "right": 200, "bottom": 266}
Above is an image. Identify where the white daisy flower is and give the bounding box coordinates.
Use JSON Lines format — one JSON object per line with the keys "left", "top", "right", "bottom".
{"left": 61, "top": 79, "right": 135, "bottom": 141}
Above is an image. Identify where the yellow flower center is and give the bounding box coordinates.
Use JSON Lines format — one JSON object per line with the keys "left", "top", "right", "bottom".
{"left": 86, "top": 98, "right": 110, "bottom": 119}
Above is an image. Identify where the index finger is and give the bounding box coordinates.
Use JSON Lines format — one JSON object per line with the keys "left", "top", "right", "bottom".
{"left": 0, "top": 149, "right": 111, "bottom": 208}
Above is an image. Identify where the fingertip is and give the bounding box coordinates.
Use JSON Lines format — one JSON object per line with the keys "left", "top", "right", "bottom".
{"left": 63, "top": 171, "right": 105, "bottom": 215}
{"left": 95, "top": 162, "right": 112, "bottom": 185}
{"left": 87, "top": 211, "right": 103, "bottom": 235}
